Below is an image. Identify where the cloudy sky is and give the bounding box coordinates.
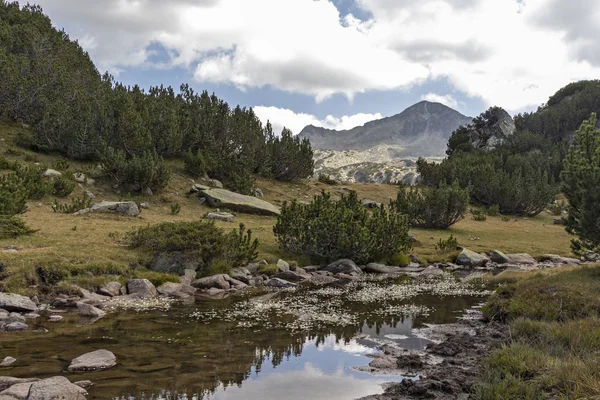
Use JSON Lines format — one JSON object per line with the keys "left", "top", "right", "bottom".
{"left": 34, "top": 0, "right": 600, "bottom": 134}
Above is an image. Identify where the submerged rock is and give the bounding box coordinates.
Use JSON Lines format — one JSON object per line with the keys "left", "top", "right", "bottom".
{"left": 68, "top": 350, "right": 116, "bottom": 372}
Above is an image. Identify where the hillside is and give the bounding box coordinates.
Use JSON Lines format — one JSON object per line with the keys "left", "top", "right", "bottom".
{"left": 298, "top": 101, "right": 473, "bottom": 156}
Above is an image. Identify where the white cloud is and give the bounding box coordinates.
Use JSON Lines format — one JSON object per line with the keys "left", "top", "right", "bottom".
{"left": 421, "top": 93, "right": 460, "bottom": 109}
{"left": 253, "top": 106, "right": 382, "bottom": 135}
{"left": 34, "top": 0, "right": 600, "bottom": 111}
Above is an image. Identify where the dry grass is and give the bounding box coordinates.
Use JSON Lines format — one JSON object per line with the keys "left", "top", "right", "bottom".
{"left": 0, "top": 119, "right": 577, "bottom": 294}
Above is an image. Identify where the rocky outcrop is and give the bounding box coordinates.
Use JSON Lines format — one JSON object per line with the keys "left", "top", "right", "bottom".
{"left": 67, "top": 350, "right": 116, "bottom": 372}
{"left": 199, "top": 189, "right": 280, "bottom": 216}
{"left": 156, "top": 282, "right": 196, "bottom": 299}
{"left": 127, "top": 279, "right": 158, "bottom": 298}
{"left": 83, "top": 201, "right": 141, "bottom": 217}
{"left": 490, "top": 251, "right": 536, "bottom": 265}
{"left": 0, "top": 294, "right": 37, "bottom": 313}
{"left": 192, "top": 274, "right": 230, "bottom": 290}
{"left": 207, "top": 211, "right": 235, "bottom": 222}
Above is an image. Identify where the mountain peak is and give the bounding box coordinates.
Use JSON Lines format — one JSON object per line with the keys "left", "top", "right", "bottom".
{"left": 298, "top": 101, "right": 472, "bottom": 156}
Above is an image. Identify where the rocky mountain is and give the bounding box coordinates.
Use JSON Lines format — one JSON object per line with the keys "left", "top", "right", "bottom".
{"left": 299, "top": 101, "right": 473, "bottom": 157}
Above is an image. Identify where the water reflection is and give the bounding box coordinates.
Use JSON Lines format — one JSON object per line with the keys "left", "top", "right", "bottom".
{"left": 0, "top": 292, "right": 484, "bottom": 400}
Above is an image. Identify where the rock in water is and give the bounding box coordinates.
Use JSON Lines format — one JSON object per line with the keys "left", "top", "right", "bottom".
{"left": 321, "top": 259, "right": 363, "bottom": 275}
{"left": 265, "top": 278, "right": 297, "bottom": 288}
{"left": 0, "top": 357, "right": 16, "bottom": 367}
{"left": 27, "top": 376, "right": 87, "bottom": 400}
{"left": 127, "top": 279, "right": 158, "bottom": 298}
{"left": 68, "top": 349, "right": 116, "bottom": 372}
{"left": 156, "top": 282, "right": 197, "bottom": 299}
{"left": 456, "top": 249, "right": 490, "bottom": 267}
{"left": 0, "top": 294, "right": 37, "bottom": 312}
{"left": 0, "top": 381, "right": 34, "bottom": 398}
{"left": 77, "top": 302, "right": 106, "bottom": 319}
{"left": 0, "top": 377, "right": 39, "bottom": 391}
{"left": 199, "top": 188, "right": 280, "bottom": 216}
{"left": 89, "top": 201, "right": 140, "bottom": 217}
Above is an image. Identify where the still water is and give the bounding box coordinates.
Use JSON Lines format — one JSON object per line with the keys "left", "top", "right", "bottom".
{"left": 0, "top": 281, "right": 486, "bottom": 400}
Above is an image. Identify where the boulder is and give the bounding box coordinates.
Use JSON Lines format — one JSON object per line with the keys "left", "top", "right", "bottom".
{"left": 73, "top": 173, "right": 86, "bottom": 183}
{"left": 156, "top": 282, "right": 196, "bottom": 299}
{"left": 207, "top": 212, "right": 235, "bottom": 222}
{"left": 41, "top": 169, "right": 61, "bottom": 178}
{"left": 0, "top": 378, "right": 38, "bottom": 392}
{"left": 223, "top": 275, "right": 248, "bottom": 289}
{"left": 275, "top": 268, "right": 312, "bottom": 282}
{"left": 76, "top": 302, "right": 105, "bottom": 319}
{"left": 265, "top": 278, "right": 297, "bottom": 288}
{"left": 67, "top": 349, "right": 116, "bottom": 372}
{"left": 4, "top": 322, "right": 28, "bottom": 332}
{"left": 419, "top": 266, "right": 444, "bottom": 277}
{"left": 276, "top": 259, "right": 290, "bottom": 273}
{"left": 180, "top": 269, "right": 197, "bottom": 286}
{"left": 27, "top": 376, "right": 87, "bottom": 400}
{"left": 73, "top": 380, "right": 93, "bottom": 389}
{"left": 490, "top": 250, "right": 510, "bottom": 264}
{"left": 199, "top": 188, "right": 280, "bottom": 216}
{"left": 192, "top": 274, "right": 231, "bottom": 290}
{"left": 89, "top": 201, "right": 140, "bottom": 217}
{"left": 310, "top": 274, "right": 339, "bottom": 286}
{"left": 190, "top": 183, "right": 210, "bottom": 193}
{"left": 321, "top": 259, "right": 363, "bottom": 275}
{"left": 361, "top": 199, "right": 380, "bottom": 208}
{"left": 254, "top": 188, "right": 264, "bottom": 197}
{"left": 540, "top": 254, "right": 581, "bottom": 265}
{"left": 0, "top": 357, "right": 16, "bottom": 367}
{"left": 0, "top": 382, "right": 33, "bottom": 399}
{"left": 127, "top": 279, "right": 158, "bottom": 298}
{"left": 48, "top": 315, "right": 63, "bottom": 322}
{"left": 456, "top": 249, "right": 490, "bottom": 267}
{"left": 98, "top": 282, "right": 123, "bottom": 297}
{"left": 0, "top": 294, "right": 37, "bottom": 313}
{"left": 491, "top": 251, "right": 536, "bottom": 265}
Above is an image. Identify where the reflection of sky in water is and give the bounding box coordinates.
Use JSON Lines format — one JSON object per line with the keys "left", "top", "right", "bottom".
{"left": 203, "top": 336, "right": 403, "bottom": 400}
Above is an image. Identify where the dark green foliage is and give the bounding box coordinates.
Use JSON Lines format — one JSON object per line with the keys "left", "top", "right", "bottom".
{"left": 52, "top": 194, "right": 92, "bottom": 214}
{"left": 0, "top": 173, "right": 27, "bottom": 216}
{"left": 471, "top": 207, "right": 488, "bottom": 221}
{"left": 264, "top": 126, "right": 314, "bottom": 181}
{"left": 52, "top": 176, "right": 75, "bottom": 197}
{"left": 318, "top": 174, "right": 338, "bottom": 185}
{"left": 0, "top": 155, "right": 20, "bottom": 170}
{"left": 0, "top": 216, "right": 37, "bottom": 239}
{"left": 391, "top": 181, "right": 469, "bottom": 229}
{"left": 446, "top": 106, "right": 505, "bottom": 156}
{"left": 418, "top": 152, "right": 557, "bottom": 216}
{"left": 183, "top": 148, "right": 206, "bottom": 177}
{"left": 435, "top": 235, "right": 458, "bottom": 253}
{"left": 486, "top": 204, "right": 500, "bottom": 216}
{"left": 99, "top": 147, "right": 171, "bottom": 192}
{"left": 561, "top": 114, "right": 600, "bottom": 253}
{"left": 547, "top": 200, "right": 567, "bottom": 216}
{"left": 53, "top": 157, "right": 70, "bottom": 171}
{"left": 170, "top": 203, "right": 181, "bottom": 215}
{"left": 515, "top": 80, "right": 600, "bottom": 141}
{"left": 274, "top": 191, "right": 411, "bottom": 264}
{"left": 123, "top": 220, "right": 259, "bottom": 273}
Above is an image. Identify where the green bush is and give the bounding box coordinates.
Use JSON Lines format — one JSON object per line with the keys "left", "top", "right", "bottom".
{"left": 122, "top": 220, "right": 259, "bottom": 274}
{"left": 52, "top": 176, "right": 76, "bottom": 197}
{"left": 471, "top": 207, "right": 488, "bottom": 221}
{"left": 487, "top": 204, "right": 500, "bottom": 216}
{"left": 52, "top": 194, "right": 92, "bottom": 214}
{"left": 391, "top": 181, "right": 469, "bottom": 229}
{"left": 274, "top": 191, "right": 411, "bottom": 264}
{"left": 15, "top": 166, "right": 53, "bottom": 200}
{"left": 183, "top": 148, "right": 206, "bottom": 177}
{"left": 99, "top": 147, "right": 171, "bottom": 192}
{"left": 53, "top": 157, "right": 70, "bottom": 171}
{"left": 0, "top": 216, "right": 37, "bottom": 239}
{"left": 435, "top": 235, "right": 458, "bottom": 253}
{"left": 547, "top": 200, "right": 567, "bottom": 216}
{"left": 0, "top": 173, "right": 28, "bottom": 216}
{"left": 170, "top": 203, "right": 181, "bottom": 215}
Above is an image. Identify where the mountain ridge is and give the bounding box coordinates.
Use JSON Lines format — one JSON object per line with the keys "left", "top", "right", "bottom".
{"left": 298, "top": 101, "right": 473, "bottom": 156}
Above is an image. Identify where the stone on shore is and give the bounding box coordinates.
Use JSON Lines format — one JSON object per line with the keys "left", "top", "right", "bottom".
{"left": 491, "top": 250, "right": 536, "bottom": 265}
{"left": 77, "top": 302, "right": 106, "bottom": 319}
{"left": 456, "top": 249, "right": 490, "bottom": 267}
{"left": 27, "top": 376, "right": 87, "bottom": 400}
{"left": 156, "top": 282, "right": 197, "bottom": 299}
{"left": 265, "top": 278, "right": 297, "bottom": 288}
{"left": 321, "top": 259, "right": 363, "bottom": 275}
{"left": 275, "top": 268, "right": 312, "bottom": 282}
{"left": 276, "top": 259, "right": 290, "bottom": 273}
{"left": 127, "top": 279, "right": 158, "bottom": 298}
{"left": 192, "top": 274, "right": 231, "bottom": 290}
{"left": 98, "top": 282, "right": 123, "bottom": 297}
{"left": 67, "top": 350, "right": 116, "bottom": 372}
{"left": 199, "top": 188, "right": 280, "bottom": 216}
{"left": 0, "top": 294, "right": 37, "bottom": 313}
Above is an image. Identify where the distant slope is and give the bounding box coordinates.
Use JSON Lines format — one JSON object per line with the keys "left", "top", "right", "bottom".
{"left": 298, "top": 101, "right": 473, "bottom": 156}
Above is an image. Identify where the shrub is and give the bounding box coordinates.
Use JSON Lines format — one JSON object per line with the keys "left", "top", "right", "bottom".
{"left": 258, "top": 264, "right": 279, "bottom": 276}
{"left": 274, "top": 191, "right": 411, "bottom": 264}
{"left": 391, "top": 181, "right": 469, "bottom": 229}
{"left": 53, "top": 157, "right": 70, "bottom": 171}
{"left": 52, "top": 194, "right": 92, "bottom": 214}
{"left": 122, "top": 220, "right": 259, "bottom": 274}
{"left": 52, "top": 176, "right": 76, "bottom": 197}
{"left": 0, "top": 174, "right": 28, "bottom": 216}
{"left": 487, "top": 204, "right": 500, "bottom": 216}
{"left": 99, "top": 147, "right": 171, "bottom": 192}
{"left": 183, "top": 148, "right": 206, "bottom": 177}
{"left": 471, "top": 207, "right": 488, "bottom": 221}
{"left": 0, "top": 217, "right": 37, "bottom": 239}
{"left": 318, "top": 174, "right": 338, "bottom": 185}
{"left": 436, "top": 235, "right": 459, "bottom": 253}
{"left": 170, "top": 203, "right": 181, "bottom": 215}
{"left": 16, "top": 166, "right": 53, "bottom": 199}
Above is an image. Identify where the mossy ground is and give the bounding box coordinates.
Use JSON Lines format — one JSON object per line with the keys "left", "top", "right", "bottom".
{"left": 476, "top": 265, "right": 600, "bottom": 399}
{"left": 0, "top": 119, "right": 575, "bottom": 295}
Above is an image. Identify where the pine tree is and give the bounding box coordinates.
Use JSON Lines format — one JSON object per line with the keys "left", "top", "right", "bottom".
{"left": 561, "top": 113, "right": 600, "bottom": 253}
